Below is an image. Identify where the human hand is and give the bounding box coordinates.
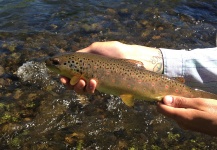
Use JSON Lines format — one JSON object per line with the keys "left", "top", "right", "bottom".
{"left": 157, "top": 95, "right": 217, "bottom": 136}
{"left": 60, "top": 41, "right": 163, "bottom": 94}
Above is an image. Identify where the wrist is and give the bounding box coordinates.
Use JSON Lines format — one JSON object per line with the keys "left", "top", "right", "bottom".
{"left": 126, "top": 45, "right": 164, "bottom": 73}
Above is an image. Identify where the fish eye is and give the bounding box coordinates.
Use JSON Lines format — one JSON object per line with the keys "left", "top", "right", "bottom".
{"left": 52, "top": 58, "right": 60, "bottom": 65}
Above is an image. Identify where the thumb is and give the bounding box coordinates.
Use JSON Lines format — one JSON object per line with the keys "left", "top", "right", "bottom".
{"left": 162, "top": 95, "right": 203, "bottom": 109}
{"left": 77, "top": 47, "right": 91, "bottom": 53}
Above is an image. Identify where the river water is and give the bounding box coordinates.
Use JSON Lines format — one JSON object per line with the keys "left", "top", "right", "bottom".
{"left": 0, "top": 0, "right": 217, "bottom": 149}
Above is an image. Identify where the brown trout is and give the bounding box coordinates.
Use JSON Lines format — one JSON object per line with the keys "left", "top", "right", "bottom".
{"left": 45, "top": 52, "right": 217, "bottom": 106}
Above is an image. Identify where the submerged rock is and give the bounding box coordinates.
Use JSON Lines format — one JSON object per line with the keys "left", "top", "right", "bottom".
{"left": 81, "top": 23, "right": 103, "bottom": 33}
{"left": 65, "top": 132, "right": 85, "bottom": 145}
{"left": 0, "top": 65, "right": 5, "bottom": 76}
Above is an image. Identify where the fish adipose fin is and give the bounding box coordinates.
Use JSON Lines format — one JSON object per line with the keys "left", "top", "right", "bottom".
{"left": 120, "top": 94, "right": 134, "bottom": 107}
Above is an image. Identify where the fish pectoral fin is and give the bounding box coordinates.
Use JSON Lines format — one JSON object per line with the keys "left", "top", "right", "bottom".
{"left": 70, "top": 75, "right": 82, "bottom": 85}
{"left": 120, "top": 94, "right": 134, "bottom": 107}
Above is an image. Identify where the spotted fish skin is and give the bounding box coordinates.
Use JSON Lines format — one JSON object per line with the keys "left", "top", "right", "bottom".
{"left": 45, "top": 52, "right": 217, "bottom": 106}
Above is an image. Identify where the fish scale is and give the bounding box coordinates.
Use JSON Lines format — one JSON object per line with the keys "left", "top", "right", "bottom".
{"left": 45, "top": 52, "right": 217, "bottom": 106}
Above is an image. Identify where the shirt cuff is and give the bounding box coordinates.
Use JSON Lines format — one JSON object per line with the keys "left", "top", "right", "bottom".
{"left": 160, "top": 48, "right": 185, "bottom": 77}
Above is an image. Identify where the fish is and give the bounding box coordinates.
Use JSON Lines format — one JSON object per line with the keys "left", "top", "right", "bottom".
{"left": 45, "top": 52, "right": 217, "bottom": 107}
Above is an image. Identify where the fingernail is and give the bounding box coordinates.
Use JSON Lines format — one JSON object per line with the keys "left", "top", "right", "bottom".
{"left": 164, "top": 96, "right": 173, "bottom": 105}
{"left": 60, "top": 78, "right": 66, "bottom": 84}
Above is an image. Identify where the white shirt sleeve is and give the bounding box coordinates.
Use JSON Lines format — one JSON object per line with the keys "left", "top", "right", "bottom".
{"left": 160, "top": 47, "right": 217, "bottom": 94}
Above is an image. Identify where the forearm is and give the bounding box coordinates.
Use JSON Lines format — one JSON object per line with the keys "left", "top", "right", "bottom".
{"left": 125, "top": 44, "right": 164, "bottom": 73}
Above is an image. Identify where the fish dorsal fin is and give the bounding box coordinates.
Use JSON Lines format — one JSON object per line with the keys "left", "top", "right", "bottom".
{"left": 120, "top": 94, "right": 134, "bottom": 107}
{"left": 171, "top": 77, "right": 185, "bottom": 83}
{"left": 120, "top": 59, "right": 146, "bottom": 69}
{"left": 70, "top": 75, "right": 81, "bottom": 85}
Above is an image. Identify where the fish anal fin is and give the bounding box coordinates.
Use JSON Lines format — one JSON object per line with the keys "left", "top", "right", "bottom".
{"left": 70, "top": 75, "right": 81, "bottom": 85}
{"left": 155, "top": 96, "right": 164, "bottom": 101}
{"left": 171, "top": 77, "right": 185, "bottom": 83}
{"left": 120, "top": 94, "right": 134, "bottom": 107}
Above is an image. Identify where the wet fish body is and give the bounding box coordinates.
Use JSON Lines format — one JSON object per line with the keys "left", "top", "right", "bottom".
{"left": 45, "top": 52, "right": 217, "bottom": 106}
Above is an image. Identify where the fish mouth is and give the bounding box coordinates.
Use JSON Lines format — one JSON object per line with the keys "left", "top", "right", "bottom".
{"left": 45, "top": 57, "right": 60, "bottom": 66}
{"left": 45, "top": 58, "right": 61, "bottom": 73}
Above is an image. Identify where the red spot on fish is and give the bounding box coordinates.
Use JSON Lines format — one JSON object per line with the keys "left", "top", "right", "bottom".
{"left": 137, "top": 80, "right": 142, "bottom": 84}
{"left": 106, "top": 70, "right": 110, "bottom": 75}
{"left": 151, "top": 83, "right": 155, "bottom": 86}
{"left": 93, "top": 65, "right": 97, "bottom": 70}
{"left": 165, "top": 84, "right": 169, "bottom": 89}
{"left": 122, "top": 77, "right": 127, "bottom": 81}
{"left": 175, "top": 89, "right": 179, "bottom": 93}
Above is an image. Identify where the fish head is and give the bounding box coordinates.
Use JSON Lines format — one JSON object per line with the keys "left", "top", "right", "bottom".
{"left": 45, "top": 53, "right": 80, "bottom": 78}
{"left": 45, "top": 57, "right": 62, "bottom": 73}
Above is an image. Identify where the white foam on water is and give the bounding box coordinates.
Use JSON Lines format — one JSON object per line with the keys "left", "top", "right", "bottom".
{"left": 17, "top": 61, "right": 48, "bottom": 82}
{"left": 17, "top": 61, "right": 62, "bottom": 90}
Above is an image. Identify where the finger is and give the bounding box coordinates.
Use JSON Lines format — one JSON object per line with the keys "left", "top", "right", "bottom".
{"left": 86, "top": 79, "right": 97, "bottom": 94}
{"left": 162, "top": 95, "right": 214, "bottom": 111}
{"left": 78, "top": 41, "right": 124, "bottom": 57}
{"left": 60, "top": 76, "right": 69, "bottom": 84}
{"left": 157, "top": 101, "right": 217, "bottom": 136}
{"left": 157, "top": 102, "right": 181, "bottom": 119}
{"left": 77, "top": 42, "right": 102, "bottom": 53}
{"left": 78, "top": 43, "right": 102, "bottom": 54}
{"left": 73, "top": 80, "right": 86, "bottom": 94}
{"left": 77, "top": 47, "right": 91, "bottom": 53}
{"left": 157, "top": 102, "right": 193, "bottom": 129}
{"left": 157, "top": 102, "right": 196, "bottom": 121}
{"left": 60, "top": 76, "right": 74, "bottom": 90}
